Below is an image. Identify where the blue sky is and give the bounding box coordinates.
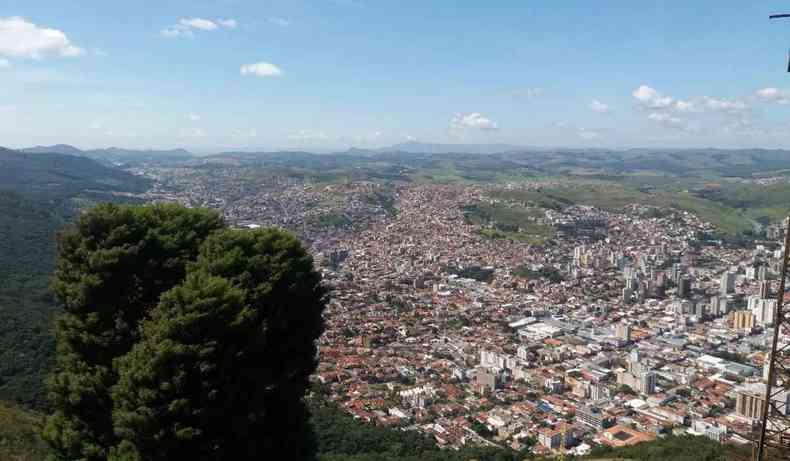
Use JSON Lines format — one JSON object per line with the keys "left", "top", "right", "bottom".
{"left": 2, "top": 1, "right": 790, "bottom": 151}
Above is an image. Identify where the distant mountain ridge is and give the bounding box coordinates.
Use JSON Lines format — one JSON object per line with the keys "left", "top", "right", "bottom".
{"left": 16, "top": 144, "right": 193, "bottom": 163}
{"left": 374, "top": 141, "right": 529, "bottom": 154}
{"left": 0, "top": 149, "right": 150, "bottom": 199}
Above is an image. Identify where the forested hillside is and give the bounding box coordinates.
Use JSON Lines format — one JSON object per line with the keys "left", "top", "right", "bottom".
{"left": 0, "top": 149, "right": 149, "bottom": 408}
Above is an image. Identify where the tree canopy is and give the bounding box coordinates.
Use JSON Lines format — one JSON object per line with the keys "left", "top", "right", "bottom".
{"left": 44, "top": 203, "right": 326, "bottom": 461}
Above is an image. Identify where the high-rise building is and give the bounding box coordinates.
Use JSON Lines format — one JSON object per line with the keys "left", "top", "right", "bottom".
{"left": 759, "top": 280, "right": 771, "bottom": 299}
{"left": 709, "top": 296, "right": 720, "bottom": 316}
{"left": 637, "top": 371, "right": 657, "bottom": 395}
{"left": 758, "top": 266, "right": 768, "bottom": 281}
{"left": 615, "top": 323, "right": 631, "bottom": 341}
{"left": 735, "top": 383, "right": 790, "bottom": 419}
{"left": 677, "top": 276, "right": 691, "bottom": 298}
{"left": 576, "top": 406, "right": 613, "bottom": 431}
{"left": 590, "top": 383, "right": 610, "bottom": 401}
{"left": 750, "top": 297, "right": 778, "bottom": 325}
{"left": 622, "top": 286, "right": 633, "bottom": 303}
{"left": 718, "top": 297, "right": 730, "bottom": 316}
{"left": 729, "top": 310, "right": 755, "bottom": 331}
{"left": 720, "top": 272, "right": 735, "bottom": 295}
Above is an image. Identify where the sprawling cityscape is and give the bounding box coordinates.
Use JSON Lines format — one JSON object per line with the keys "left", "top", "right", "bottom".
{"left": 125, "top": 160, "right": 790, "bottom": 458}
{"left": 5, "top": 3, "right": 790, "bottom": 460}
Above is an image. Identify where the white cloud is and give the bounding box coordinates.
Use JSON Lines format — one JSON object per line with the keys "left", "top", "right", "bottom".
{"left": 180, "top": 18, "right": 218, "bottom": 31}
{"left": 673, "top": 100, "right": 696, "bottom": 112}
{"left": 0, "top": 58, "right": 8, "bottom": 67}
{"left": 702, "top": 96, "right": 748, "bottom": 113}
{"left": 240, "top": 61, "right": 283, "bottom": 77}
{"left": 451, "top": 112, "right": 499, "bottom": 131}
{"left": 0, "top": 17, "right": 83, "bottom": 59}
{"left": 188, "top": 113, "right": 201, "bottom": 121}
{"left": 161, "top": 17, "right": 237, "bottom": 37}
{"left": 633, "top": 85, "right": 749, "bottom": 116}
{"left": 217, "top": 19, "right": 237, "bottom": 29}
{"left": 647, "top": 112, "right": 691, "bottom": 131}
{"left": 756, "top": 87, "right": 790, "bottom": 104}
{"left": 633, "top": 85, "right": 673, "bottom": 109}
{"left": 268, "top": 17, "right": 291, "bottom": 27}
{"left": 590, "top": 100, "right": 611, "bottom": 113}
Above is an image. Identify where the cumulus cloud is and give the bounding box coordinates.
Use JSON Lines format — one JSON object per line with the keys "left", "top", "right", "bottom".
{"left": 647, "top": 112, "right": 691, "bottom": 131}
{"left": 180, "top": 18, "right": 218, "bottom": 30}
{"left": 632, "top": 84, "right": 753, "bottom": 135}
{"left": 590, "top": 100, "right": 611, "bottom": 114}
{"left": 632, "top": 84, "right": 698, "bottom": 113}
{"left": 217, "top": 19, "right": 237, "bottom": 29}
{"left": 633, "top": 85, "right": 674, "bottom": 109}
{"left": 0, "top": 58, "right": 9, "bottom": 67}
{"left": 633, "top": 84, "right": 749, "bottom": 116}
{"left": 756, "top": 87, "right": 790, "bottom": 104}
{"left": 240, "top": 61, "right": 283, "bottom": 77}
{"left": 161, "top": 17, "right": 237, "bottom": 37}
{"left": 702, "top": 96, "right": 748, "bottom": 113}
{"left": 188, "top": 113, "right": 201, "bottom": 121}
{"left": 0, "top": 17, "right": 83, "bottom": 59}
{"left": 451, "top": 112, "right": 499, "bottom": 131}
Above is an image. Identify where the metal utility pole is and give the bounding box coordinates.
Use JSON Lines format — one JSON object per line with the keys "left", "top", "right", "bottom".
{"left": 770, "top": 14, "right": 790, "bottom": 72}
{"left": 756, "top": 216, "right": 790, "bottom": 461}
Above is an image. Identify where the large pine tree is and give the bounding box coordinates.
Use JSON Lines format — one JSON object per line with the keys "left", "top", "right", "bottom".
{"left": 43, "top": 204, "right": 225, "bottom": 460}
{"left": 110, "top": 229, "right": 326, "bottom": 460}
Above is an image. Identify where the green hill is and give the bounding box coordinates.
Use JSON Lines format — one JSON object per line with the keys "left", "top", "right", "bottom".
{"left": 0, "top": 150, "right": 150, "bottom": 408}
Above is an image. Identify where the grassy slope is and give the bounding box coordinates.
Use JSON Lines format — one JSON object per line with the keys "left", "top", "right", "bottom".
{"left": 0, "top": 401, "right": 48, "bottom": 461}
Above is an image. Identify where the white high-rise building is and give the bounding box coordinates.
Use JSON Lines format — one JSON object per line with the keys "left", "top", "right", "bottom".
{"left": 751, "top": 298, "right": 777, "bottom": 326}
{"left": 720, "top": 272, "right": 735, "bottom": 295}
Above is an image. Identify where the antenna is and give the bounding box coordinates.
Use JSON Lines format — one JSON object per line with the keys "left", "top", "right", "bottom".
{"left": 770, "top": 14, "right": 790, "bottom": 72}
{"left": 755, "top": 217, "right": 790, "bottom": 461}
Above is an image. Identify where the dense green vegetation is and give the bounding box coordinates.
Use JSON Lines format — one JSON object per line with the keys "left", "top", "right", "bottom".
{"left": 309, "top": 398, "right": 534, "bottom": 461}
{"left": 444, "top": 265, "right": 496, "bottom": 283}
{"left": 0, "top": 192, "right": 60, "bottom": 408}
{"left": 0, "top": 151, "right": 149, "bottom": 205}
{"left": 586, "top": 434, "right": 750, "bottom": 461}
{"left": 45, "top": 204, "right": 226, "bottom": 461}
{"left": 463, "top": 203, "right": 554, "bottom": 244}
{"left": 513, "top": 265, "right": 564, "bottom": 283}
{"left": 45, "top": 204, "right": 326, "bottom": 461}
{"left": 0, "top": 151, "right": 151, "bottom": 409}
{"left": 0, "top": 397, "right": 769, "bottom": 461}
